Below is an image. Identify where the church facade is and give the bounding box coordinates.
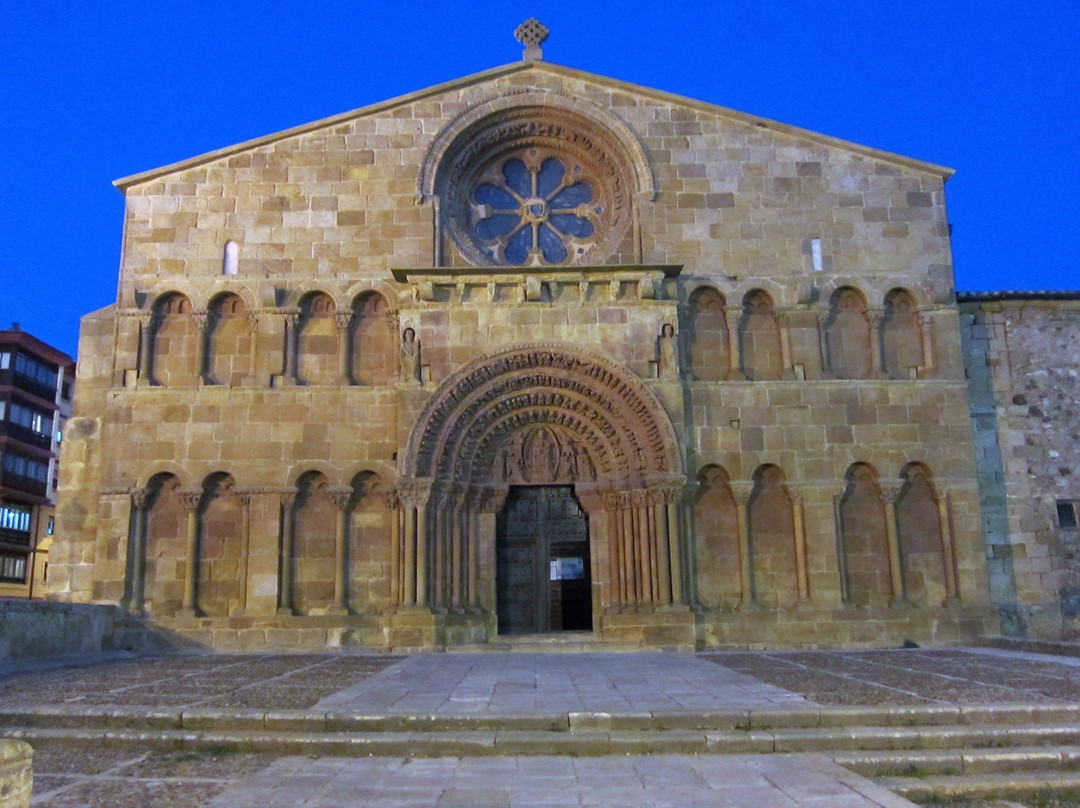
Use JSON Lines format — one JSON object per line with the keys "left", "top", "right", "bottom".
{"left": 50, "top": 34, "right": 1016, "bottom": 650}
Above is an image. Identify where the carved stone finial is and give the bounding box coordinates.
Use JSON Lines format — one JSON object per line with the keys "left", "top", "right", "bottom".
{"left": 515, "top": 18, "right": 549, "bottom": 61}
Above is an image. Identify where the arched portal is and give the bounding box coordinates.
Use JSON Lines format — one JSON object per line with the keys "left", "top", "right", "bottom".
{"left": 397, "top": 345, "right": 687, "bottom": 639}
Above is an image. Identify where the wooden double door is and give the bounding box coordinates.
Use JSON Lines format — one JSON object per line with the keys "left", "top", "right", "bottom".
{"left": 496, "top": 486, "right": 592, "bottom": 635}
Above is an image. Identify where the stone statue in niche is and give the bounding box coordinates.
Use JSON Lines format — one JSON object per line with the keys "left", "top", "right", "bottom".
{"left": 560, "top": 440, "right": 579, "bottom": 481}
{"left": 659, "top": 323, "right": 678, "bottom": 379}
{"left": 400, "top": 327, "right": 420, "bottom": 384}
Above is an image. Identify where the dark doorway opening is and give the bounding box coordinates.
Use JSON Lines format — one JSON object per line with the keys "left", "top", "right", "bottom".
{"left": 496, "top": 486, "right": 592, "bottom": 635}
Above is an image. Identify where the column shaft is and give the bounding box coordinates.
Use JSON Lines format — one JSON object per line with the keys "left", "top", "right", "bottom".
{"left": 884, "top": 498, "right": 904, "bottom": 604}
{"left": 792, "top": 496, "right": 809, "bottom": 602}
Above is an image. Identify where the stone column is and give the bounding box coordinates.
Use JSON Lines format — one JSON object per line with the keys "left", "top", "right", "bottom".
{"left": 416, "top": 502, "right": 429, "bottom": 606}
{"left": 816, "top": 310, "right": 832, "bottom": 376}
{"left": 127, "top": 489, "right": 149, "bottom": 613}
{"left": 179, "top": 490, "right": 202, "bottom": 615}
{"left": 278, "top": 491, "right": 297, "bottom": 615}
{"left": 832, "top": 493, "right": 849, "bottom": 603}
{"left": 137, "top": 313, "right": 154, "bottom": 385}
{"left": 651, "top": 497, "right": 672, "bottom": 605}
{"left": 451, "top": 494, "right": 465, "bottom": 612}
{"left": 402, "top": 501, "right": 417, "bottom": 606}
{"left": 191, "top": 311, "right": 208, "bottom": 385}
{"left": 789, "top": 486, "right": 809, "bottom": 603}
{"left": 867, "top": 308, "right": 885, "bottom": 378}
{"left": 236, "top": 491, "right": 252, "bottom": 614}
{"left": 282, "top": 312, "right": 299, "bottom": 382}
{"left": 621, "top": 498, "right": 636, "bottom": 606}
{"left": 934, "top": 487, "right": 959, "bottom": 602}
{"left": 725, "top": 307, "right": 743, "bottom": 378}
{"left": 666, "top": 496, "right": 685, "bottom": 605}
{"left": 778, "top": 310, "right": 794, "bottom": 374}
{"left": 328, "top": 487, "right": 353, "bottom": 614}
{"left": 880, "top": 484, "right": 905, "bottom": 606}
{"left": 384, "top": 491, "right": 401, "bottom": 609}
{"left": 732, "top": 483, "right": 754, "bottom": 609}
{"left": 335, "top": 311, "right": 352, "bottom": 385}
{"left": 605, "top": 493, "right": 624, "bottom": 608}
{"left": 245, "top": 311, "right": 260, "bottom": 385}
{"left": 919, "top": 310, "right": 937, "bottom": 372}
{"left": 632, "top": 492, "right": 654, "bottom": 605}
{"left": 432, "top": 490, "right": 448, "bottom": 611}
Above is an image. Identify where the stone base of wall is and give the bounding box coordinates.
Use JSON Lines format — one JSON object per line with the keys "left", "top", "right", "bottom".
{"left": 601, "top": 606, "right": 697, "bottom": 650}
{"left": 0, "top": 599, "right": 160, "bottom": 660}
{"left": 699, "top": 603, "right": 1000, "bottom": 649}
{"left": 0, "top": 741, "right": 31, "bottom": 808}
{"left": 142, "top": 604, "right": 999, "bottom": 652}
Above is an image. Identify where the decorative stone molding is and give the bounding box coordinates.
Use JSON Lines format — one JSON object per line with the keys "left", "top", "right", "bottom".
{"left": 404, "top": 344, "right": 683, "bottom": 491}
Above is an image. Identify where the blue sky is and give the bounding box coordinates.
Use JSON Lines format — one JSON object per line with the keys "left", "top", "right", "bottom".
{"left": 2, "top": 1, "right": 1077, "bottom": 356}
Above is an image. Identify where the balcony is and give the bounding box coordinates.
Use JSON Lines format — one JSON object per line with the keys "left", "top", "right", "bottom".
{"left": 0, "top": 369, "right": 56, "bottom": 403}
{"left": 0, "top": 421, "right": 52, "bottom": 450}
{"left": 0, "top": 527, "right": 31, "bottom": 547}
{"left": 0, "top": 471, "right": 47, "bottom": 498}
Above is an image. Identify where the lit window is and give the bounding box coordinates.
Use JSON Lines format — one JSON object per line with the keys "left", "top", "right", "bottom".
{"left": 46, "top": 517, "right": 54, "bottom": 535}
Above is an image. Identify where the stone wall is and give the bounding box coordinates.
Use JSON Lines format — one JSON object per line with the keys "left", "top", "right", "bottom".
{"left": 961, "top": 296, "right": 1080, "bottom": 638}
{"left": 47, "top": 61, "right": 998, "bottom": 649}
{"left": 0, "top": 599, "right": 149, "bottom": 660}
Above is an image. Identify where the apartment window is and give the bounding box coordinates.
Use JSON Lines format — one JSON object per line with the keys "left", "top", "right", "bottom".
{"left": 1059, "top": 501, "right": 1079, "bottom": 530}
{"left": 13, "top": 353, "right": 58, "bottom": 389}
{"left": 0, "top": 503, "right": 31, "bottom": 534}
{"left": 0, "top": 552, "right": 27, "bottom": 583}
{"left": 2, "top": 453, "right": 49, "bottom": 482}
{"left": 0, "top": 352, "right": 9, "bottom": 370}
{"left": 46, "top": 517, "right": 54, "bottom": 536}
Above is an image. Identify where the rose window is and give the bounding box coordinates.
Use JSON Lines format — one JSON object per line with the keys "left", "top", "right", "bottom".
{"left": 473, "top": 155, "right": 598, "bottom": 266}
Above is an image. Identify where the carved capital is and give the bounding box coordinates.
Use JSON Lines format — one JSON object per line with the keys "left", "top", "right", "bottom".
{"left": 178, "top": 490, "right": 203, "bottom": 511}
{"left": 327, "top": 486, "right": 353, "bottom": 510}
{"left": 878, "top": 485, "right": 903, "bottom": 506}
{"left": 280, "top": 490, "right": 298, "bottom": 509}
{"left": 283, "top": 312, "right": 299, "bottom": 330}
{"left": 396, "top": 478, "right": 432, "bottom": 509}
{"left": 131, "top": 489, "right": 149, "bottom": 509}
{"left": 930, "top": 486, "right": 950, "bottom": 505}
{"left": 866, "top": 308, "right": 886, "bottom": 328}
{"left": 387, "top": 309, "right": 400, "bottom": 334}
{"left": 730, "top": 482, "right": 755, "bottom": 506}
{"left": 190, "top": 311, "right": 208, "bottom": 331}
{"left": 138, "top": 312, "right": 154, "bottom": 329}
{"left": 335, "top": 312, "right": 352, "bottom": 333}
{"left": 381, "top": 490, "right": 401, "bottom": 511}
{"left": 245, "top": 311, "right": 260, "bottom": 333}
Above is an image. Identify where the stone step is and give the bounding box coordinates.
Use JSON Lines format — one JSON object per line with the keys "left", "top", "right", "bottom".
{"left": 7, "top": 722, "right": 1080, "bottom": 758}
{"left": 837, "top": 746, "right": 1080, "bottom": 777}
{"left": 882, "top": 771, "right": 1080, "bottom": 802}
{"left": 4, "top": 702, "right": 1078, "bottom": 735}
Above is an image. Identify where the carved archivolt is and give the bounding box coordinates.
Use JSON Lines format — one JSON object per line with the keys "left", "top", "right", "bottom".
{"left": 404, "top": 344, "right": 682, "bottom": 488}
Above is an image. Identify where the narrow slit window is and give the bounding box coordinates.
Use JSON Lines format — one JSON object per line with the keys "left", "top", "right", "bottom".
{"left": 1057, "top": 501, "right": 1078, "bottom": 530}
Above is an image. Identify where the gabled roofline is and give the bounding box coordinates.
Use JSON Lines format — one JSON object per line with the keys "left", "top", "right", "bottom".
{"left": 114, "top": 60, "right": 954, "bottom": 191}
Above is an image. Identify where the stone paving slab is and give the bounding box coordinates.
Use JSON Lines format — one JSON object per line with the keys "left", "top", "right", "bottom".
{"left": 200, "top": 753, "right": 917, "bottom": 808}
{"left": 315, "top": 652, "right": 806, "bottom": 715}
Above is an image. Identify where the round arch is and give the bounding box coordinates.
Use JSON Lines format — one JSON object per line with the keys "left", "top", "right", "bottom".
{"left": 403, "top": 343, "right": 683, "bottom": 488}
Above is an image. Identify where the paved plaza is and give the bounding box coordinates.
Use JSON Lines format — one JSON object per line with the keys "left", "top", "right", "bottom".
{"left": 7, "top": 647, "right": 1080, "bottom": 807}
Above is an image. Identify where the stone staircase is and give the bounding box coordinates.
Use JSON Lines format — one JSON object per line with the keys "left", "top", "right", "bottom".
{"left": 5, "top": 701, "right": 1080, "bottom": 802}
